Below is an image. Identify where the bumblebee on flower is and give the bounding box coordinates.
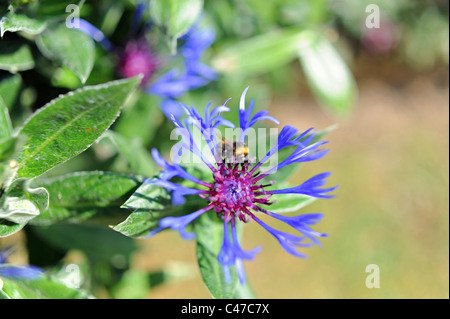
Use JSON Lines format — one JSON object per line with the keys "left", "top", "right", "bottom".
{"left": 147, "top": 87, "right": 337, "bottom": 284}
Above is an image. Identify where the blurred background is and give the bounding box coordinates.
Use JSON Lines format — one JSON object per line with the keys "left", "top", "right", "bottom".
{"left": 1, "top": 0, "right": 448, "bottom": 298}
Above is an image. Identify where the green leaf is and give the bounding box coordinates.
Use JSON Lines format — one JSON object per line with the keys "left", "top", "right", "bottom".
{"left": 110, "top": 269, "right": 151, "bottom": 299}
{"left": 111, "top": 262, "right": 195, "bottom": 298}
{"left": 0, "top": 135, "right": 25, "bottom": 165}
{"left": 269, "top": 193, "right": 316, "bottom": 214}
{"left": 0, "top": 12, "right": 47, "bottom": 37}
{"left": 0, "top": 219, "right": 25, "bottom": 238}
{"left": 32, "top": 0, "right": 79, "bottom": 17}
{"left": 36, "top": 23, "right": 95, "bottom": 83}
{"left": 113, "top": 174, "right": 204, "bottom": 238}
{"left": 106, "top": 131, "right": 156, "bottom": 176}
{"left": 233, "top": 279, "right": 256, "bottom": 299}
{"left": 0, "top": 73, "right": 22, "bottom": 110}
{"left": 0, "top": 178, "right": 49, "bottom": 224}
{"left": 51, "top": 66, "right": 82, "bottom": 89}
{"left": 30, "top": 171, "right": 142, "bottom": 225}
{"left": 0, "top": 96, "right": 12, "bottom": 139}
{"left": 14, "top": 76, "right": 141, "bottom": 179}
{"left": 297, "top": 33, "right": 357, "bottom": 116}
{"left": 0, "top": 136, "right": 17, "bottom": 162}
{"left": 0, "top": 269, "right": 91, "bottom": 299}
{"left": 0, "top": 41, "right": 34, "bottom": 73}
{"left": 112, "top": 209, "right": 164, "bottom": 238}
{"left": 113, "top": 178, "right": 175, "bottom": 238}
{"left": 120, "top": 176, "right": 172, "bottom": 211}
{"left": 195, "top": 212, "right": 241, "bottom": 299}
{"left": 212, "top": 28, "right": 304, "bottom": 76}
{"left": 151, "top": 0, "right": 203, "bottom": 52}
{"left": 0, "top": 197, "right": 40, "bottom": 224}
{"left": 112, "top": 204, "right": 195, "bottom": 238}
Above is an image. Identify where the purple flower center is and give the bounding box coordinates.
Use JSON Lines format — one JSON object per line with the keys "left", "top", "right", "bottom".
{"left": 119, "top": 40, "right": 158, "bottom": 86}
{"left": 206, "top": 162, "right": 271, "bottom": 223}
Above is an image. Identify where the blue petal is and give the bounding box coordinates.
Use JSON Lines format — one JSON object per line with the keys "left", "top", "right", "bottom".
{"left": 151, "top": 148, "right": 210, "bottom": 187}
{"left": 238, "top": 87, "right": 280, "bottom": 143}
{"left": 158, "top": 206, "right": 212, "bottom": 240}
{"left": 269, "top": 172, "right": 337, "bottom": 198}
{"left": 0, "top": 246, "right": 14, "bottom": 264}
{"left": 258, "top": 141, "right": 329, "bottom": 179}
{"left": 248, "top": 210, "right": 316, "bottom": 258}
{"left": 160, "top": 98, "right": 184, "bottom": 119}
{"left": 75, "top": 19, "right": 113, "bottom": 51}
{"left": 0, "top": 265, "right": 43, "bottom": 280}
{"left": 129, "top": 2, "right": 147, "bottom": 35}
{"left": 261, "top": 210, "right": 328, "bottom": 247}
{"left": 145, "top": 179, "right": 205, "bottom": 206}
{"left": 217, "top": 219, "right": 260, "bottom": 284}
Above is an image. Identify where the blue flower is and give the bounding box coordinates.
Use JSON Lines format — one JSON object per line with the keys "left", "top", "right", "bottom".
{"left": 0, "top": 246, "right": 43, "bottom": 281}
{"left": 218, "top": 218, "right": 261, "bottom": 284}
{"left": 146, "top": 87, "right": 337, "bottom": 284}
{"left": 74, "top": 3, "right": 217, "bottom": 117}
{"left": 179, "top": 27, "right": 218, "bottom": 82}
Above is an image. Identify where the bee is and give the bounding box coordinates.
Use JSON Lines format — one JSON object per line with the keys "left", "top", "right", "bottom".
{"left": 219, "top": 137, "right": 249, "bottom": 164}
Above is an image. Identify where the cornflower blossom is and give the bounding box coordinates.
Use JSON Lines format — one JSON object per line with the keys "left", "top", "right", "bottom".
{"left": 146, "top": 87, "right": 337, "bottom": 284}
{"left": 74, "top": 3, "right": 217, "bottom": 117}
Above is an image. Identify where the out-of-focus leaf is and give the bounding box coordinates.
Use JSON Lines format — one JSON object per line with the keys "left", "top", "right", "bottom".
{"left": 297, "top": 33, "right": 357, "bottom": 115}
{"left": 106, "top": 131, "right": 156, "bottom": 176}
{"left": 33, "top": 0, "right": 78, "bottom": 17}
{"left": 195, "top": 212, "right": 249, "bottom": 299}
{"left": 150, "top": 0, "right": 203, "bottom": 52}
{"left": 110, "top": 269, "right": 151, "bottom": 299}
{"left": 0, "top": 97, "right": 12, "bottom": 139}
{"left": 0, "top": 136, "right": 17, "bottom": 162}
{"left": 0, "top": 270, "right": 91, "bottom": 299}
{"left": 31, "top": 223, "right": 137, "bottom": 260}
{"left": 0, "top": 12, "right": 47, "bottom": 37}
{"left": 114, "top": 92, "right": 163, "bottom": 146}
{"left": 0, "top": 42, "right": 34, "bottom": 73}
{"left": 0, "top": 197, "right": 39, "bottom": 225}
{"left": 212, "top": 28, "right": 304, "bottom": 76}
{"left": 0, "top": 74, "right": 22, "bottom": 111}
{"left": 14, "top": 76, "right": 141, "bottom": 179}
{"left": 100, "top": 3, "right": 125, "bottom": 37}
{"left": 36, "top": 23, "right": 95, "bottom": 83}
{"left": 111, "top": 263, "right": 195, "bottom": 299}
{"left": 30, "top": 171, "right": 141, "bottom": 225}
{"left": 113, "top": 174, "right": 203, "bottom": 238}
{"left": 0, "top": 135, "right": 25, "bottom": 167}
{"left": 51, "top": 66, "right": 82, "bottom": 89}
